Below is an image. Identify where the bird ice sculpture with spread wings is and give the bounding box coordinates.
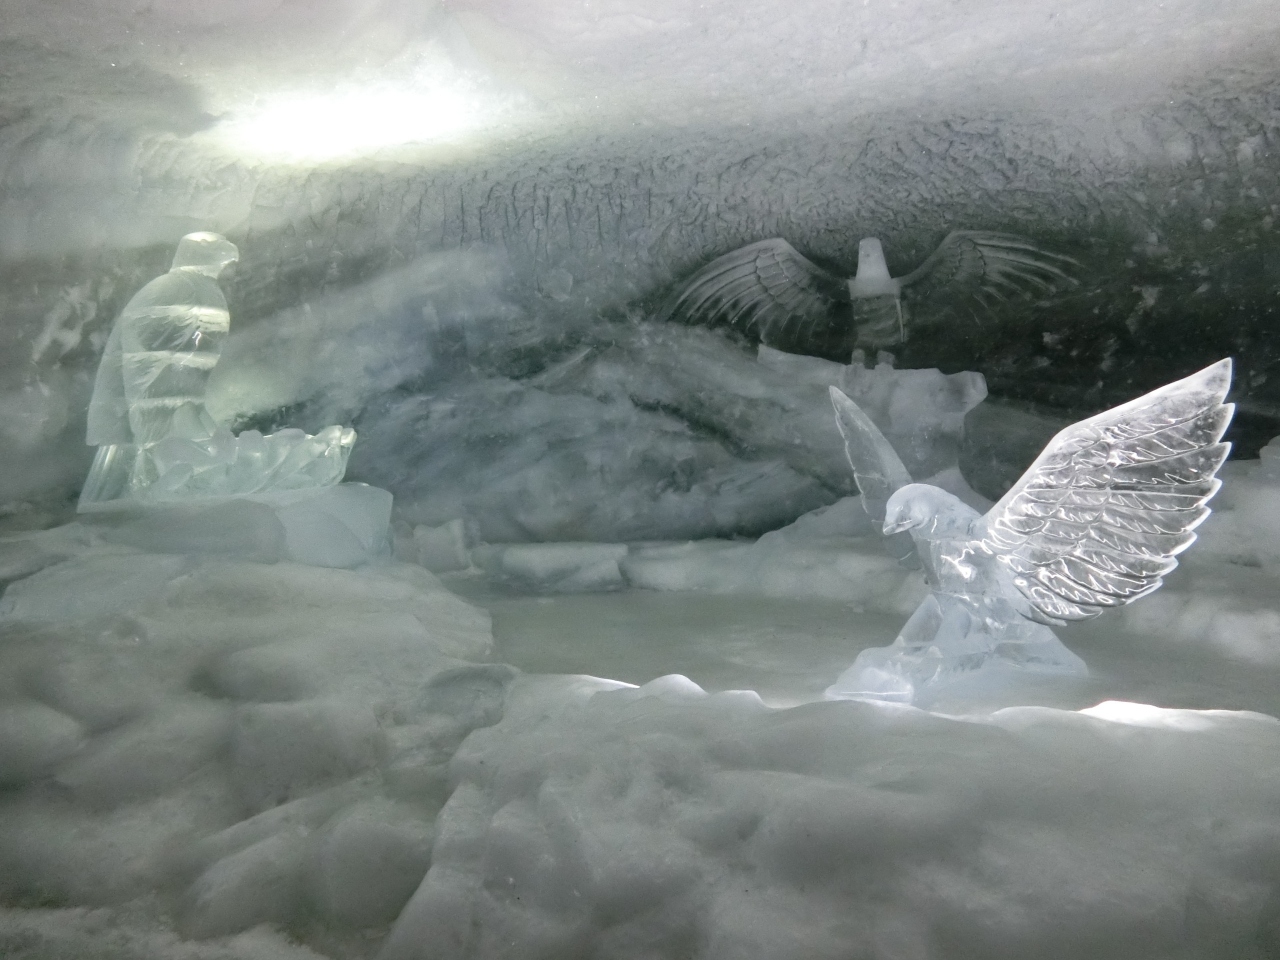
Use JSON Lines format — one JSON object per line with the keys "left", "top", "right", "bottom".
{"left": 826, "top": 359, "right": 1234, "bottom": 704}
{"left": 662, "top": 232, "right": 1075, "bottom": 362}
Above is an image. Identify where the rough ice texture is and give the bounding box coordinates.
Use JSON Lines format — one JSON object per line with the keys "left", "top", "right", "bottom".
{"left": 381, "top": 672, "right": 1280, "bottom": 960}
{"left": 3, "top": 457, "right": 1280, "bottom": 956}
{"left": 125, "top": 426, "right": 357, "bottom": 503}
{"left": 352, "top": 322, "right": 983, "bottom": 543}
{"left": 0, "top": 525, "right": 493, "bottom": 938}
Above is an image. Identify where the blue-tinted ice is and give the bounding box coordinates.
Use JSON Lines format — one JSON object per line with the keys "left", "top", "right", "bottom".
{"left": 827, "top": 359, "right": 1235, "bottom": 704}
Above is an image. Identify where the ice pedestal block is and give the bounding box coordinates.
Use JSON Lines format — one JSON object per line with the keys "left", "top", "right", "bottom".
{"left": 81, "top": 483, "right": 392, "bottom": 569}
{"left": 825, "top": 593, "right": 1088, "bottom": 704}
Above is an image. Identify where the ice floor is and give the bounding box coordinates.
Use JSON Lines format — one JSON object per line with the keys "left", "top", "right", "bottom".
{"left": 456, "top": 581, "right": 1280, "bottom": 719}
{"left": 3, "top": 459, "right": 1280, "bottom": 960}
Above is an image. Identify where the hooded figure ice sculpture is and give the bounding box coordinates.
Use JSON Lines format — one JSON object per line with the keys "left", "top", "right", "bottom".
{"left": 79, "top": 232, "right": 355, "bottom": 509}
{"left": 826, "top": 359, "right": 1234, "bottom": 704}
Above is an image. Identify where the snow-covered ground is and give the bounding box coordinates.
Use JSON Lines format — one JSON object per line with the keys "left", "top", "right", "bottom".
{"left": 2, "top": 447, "right": 1280, "bottom": 959}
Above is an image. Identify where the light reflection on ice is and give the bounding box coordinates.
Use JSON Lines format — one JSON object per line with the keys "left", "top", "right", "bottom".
{"left": 1079, "top": 699, "right": 1280, "bottom": 731}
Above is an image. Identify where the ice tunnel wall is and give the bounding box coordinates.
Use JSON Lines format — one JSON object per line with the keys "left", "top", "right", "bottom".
{"left": 0, "top": 1, "right": 1278, "bottom": 522}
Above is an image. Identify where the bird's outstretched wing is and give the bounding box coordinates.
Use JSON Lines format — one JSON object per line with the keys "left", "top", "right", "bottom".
{"left": 981, "top": 359, "right": 1234, "bottom": 624}
{"left": 830, "top": 386, "right": 919, "bottom": 567}
{"left": 662, "top": 240, "right": 853, "bottom": 361}
{"left": 898, "top": 231, "right": 1075, "bottom": 313}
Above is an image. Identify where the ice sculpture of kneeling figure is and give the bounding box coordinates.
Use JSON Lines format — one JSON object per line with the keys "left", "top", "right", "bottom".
{"left": 78, "top": 232, "right": 388, "bottom": 568}
{"left": 826, "top": 360, "right": 1235, "bottom": 704}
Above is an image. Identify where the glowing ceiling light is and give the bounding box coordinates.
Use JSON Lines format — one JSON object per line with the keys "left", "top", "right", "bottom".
{"left": 219, "top": 82, "right": 492, "bottom": 162}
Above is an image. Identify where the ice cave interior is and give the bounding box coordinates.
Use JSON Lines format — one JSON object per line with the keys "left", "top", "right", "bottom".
{"left": 1, "top": 0, "right": 1280, "bottom": 957}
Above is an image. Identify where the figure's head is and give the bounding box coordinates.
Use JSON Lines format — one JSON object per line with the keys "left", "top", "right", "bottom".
{"left": 171, "top": 232, "right": 239, "bottom": 277}
{"left": 883, "top": 483, "right": 964, "bottom": 536}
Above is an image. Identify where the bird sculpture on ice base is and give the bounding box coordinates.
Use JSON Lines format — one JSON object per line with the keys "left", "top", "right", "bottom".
{"left": 826, "top": 359, "right": 1235, "bottom": 705}
{"left": 662, "top": 232, "right": 1075, "bottom": 362}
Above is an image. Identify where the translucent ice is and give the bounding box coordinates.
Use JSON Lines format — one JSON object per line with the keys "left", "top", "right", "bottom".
{"left": 79, "top": 233, "right": 357, "bottom": 509}
{"left": 361, "top": 321, "right": 985, "bottom": 543}
{"left": 827, "top": 359, "right": 1234, "bottom": 704}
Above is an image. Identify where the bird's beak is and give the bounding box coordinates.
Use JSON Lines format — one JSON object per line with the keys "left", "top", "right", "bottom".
{"left": 883, "top": 517, "right": 911, "bottom": 535}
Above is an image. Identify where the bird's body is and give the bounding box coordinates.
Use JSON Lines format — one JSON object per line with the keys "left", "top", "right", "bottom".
{"left": 826, "top": 359, "right": 1235, "bottom": 703}
{"left": 662, "top": 231, "right": 1075, "bottom": 362}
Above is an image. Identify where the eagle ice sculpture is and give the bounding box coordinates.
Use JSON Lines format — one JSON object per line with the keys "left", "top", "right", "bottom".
{"left": 827, "top": 359, "right": 1234, "bottom": 704}
{"left": 663, "top": 232, "right": 1074, "bottom": 362}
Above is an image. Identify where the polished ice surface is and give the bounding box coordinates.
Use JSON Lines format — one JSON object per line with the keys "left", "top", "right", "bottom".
{"left": 827, "top": 359, "right": 1234, "bottom": 704}
{"left": 79, "top": 233, "right": 357, "bottom": 509}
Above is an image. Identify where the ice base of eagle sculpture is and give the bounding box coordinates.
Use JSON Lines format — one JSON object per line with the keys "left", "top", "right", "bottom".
{"left": 826, "top": 591, "right": 1089, "bottom": 704}
{"left": 76, "top": 232, "right": 388, "bottom": 568}
{"left": 824, "top": 359, "right": 1234, "bottom": 705}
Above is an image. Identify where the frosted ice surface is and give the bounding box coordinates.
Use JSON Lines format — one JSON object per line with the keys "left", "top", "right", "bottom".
{"left": 472, "top": 542, "right": 630, "bottom": 592}
{"left": 828, "top": 360, "right": 1234, "bottom": 704}
{"left": 363, "top": 321, "right": 985, "bottom": 543}
{"left": 77, "top": 484, "right": 395, "bottom": 569}
{"left": 79, "top": 233, "right": 358, "bottom": 509}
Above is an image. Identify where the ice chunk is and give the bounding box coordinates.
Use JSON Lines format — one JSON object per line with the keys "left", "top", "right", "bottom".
{"left": 408, "top": 519, "right": 472, "bottom": 573}
{"left": 269, "top": 483, "right": 393, "bottom": 568}
{"left": 128, "top": 425, "right": 357, "bottom": 503}
{"left": 471, "top": 542, "right": 629, "bottom": 592}
{"left": 825, "top": 592, "right": 1088, "bottom": 704}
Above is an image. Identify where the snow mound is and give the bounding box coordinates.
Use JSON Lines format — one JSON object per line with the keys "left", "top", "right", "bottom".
{"left": 0, "top": 527, "right": 494, "bottom": 941}
{"left": 383, "top": 672, "right": 1280, "bottom": 960}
